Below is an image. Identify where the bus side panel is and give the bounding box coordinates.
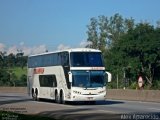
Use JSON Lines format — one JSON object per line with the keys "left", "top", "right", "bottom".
{"left": 58, "top": 66, "right": 71, "bottom": 101}
{"left": 28, "top": 66, "right": 71, "bottom": 101}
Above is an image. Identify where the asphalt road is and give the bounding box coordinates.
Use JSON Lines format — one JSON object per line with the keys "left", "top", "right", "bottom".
{"left": 0, "top": 93, "right": 160, "bottom": 120}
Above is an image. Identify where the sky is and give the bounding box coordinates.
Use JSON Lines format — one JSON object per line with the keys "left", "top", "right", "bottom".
{"left": 0, "top": 0, "right": 160, "bottom": 55}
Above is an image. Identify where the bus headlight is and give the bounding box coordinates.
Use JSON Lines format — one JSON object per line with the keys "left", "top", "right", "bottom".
{"left": 98, "top": 90, "right": 105, "bottom": 94}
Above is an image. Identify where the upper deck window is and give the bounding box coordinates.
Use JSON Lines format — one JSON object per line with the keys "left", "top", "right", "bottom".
{"left": 70, "top": 52, "right": 104, "bottom": 67}
{"left": 28, "top": 52, "right": 69, "bottom": 68}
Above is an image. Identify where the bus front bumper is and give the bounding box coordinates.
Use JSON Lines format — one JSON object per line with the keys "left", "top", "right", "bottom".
{"left": 70, "top": 93, "right": 106, "bottom": 101}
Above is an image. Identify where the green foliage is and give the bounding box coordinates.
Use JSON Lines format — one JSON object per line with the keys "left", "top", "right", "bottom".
{"left": 86, "top": 13, "right": 135, "bottom": 53}
{"left": 0, "top": 51, "right": 27, "bottom": 86}
{"left": 107, "top": 23, "right": 160, "bottom": 89}
{"left": 0, "top": 67, "right": 27, "bottom": 87}
{"left": 10, "top": 67, "right": 27, "bottom": 80}
{"left": 151, "top": 80, "right": 160, "bottom": 90}
{"left": 0, "top": 69, "right": 10, "bottom": 86}
{"left": 86, "top": 17, "right": 99, "bottom": 49}
{"left": 129, "top": 82, "right": 138, "bottom": 89}
{"left": 19, "top": 74, "right": 27, "bottom": 86}
{"left": 119, "top": 23, "right": 160, "bottom": 87}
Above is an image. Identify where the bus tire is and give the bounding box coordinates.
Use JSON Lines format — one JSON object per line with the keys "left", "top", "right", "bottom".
{"left": 31, "top": 88, "right": 34, "bottom": 98}
{"left": 55, "top": 91, "right": 59, "bottom": 103}
{"left": 33, "top": 88, "right": 38, "bottom": 101}
{"left": 60, "top": 90, "right": 65, "bottom": 104}
{"left": 32, "top": 92, "right": 37, "bottom": 101}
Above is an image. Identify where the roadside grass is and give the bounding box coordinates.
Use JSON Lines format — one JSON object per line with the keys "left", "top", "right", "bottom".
{"left": 0, "top": 111, "right": 58, "bottom": 120}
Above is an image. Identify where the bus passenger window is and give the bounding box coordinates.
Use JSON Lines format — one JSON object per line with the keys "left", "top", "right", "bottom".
{"left": 39, "top": 75, "right": 57, "bottom": 87}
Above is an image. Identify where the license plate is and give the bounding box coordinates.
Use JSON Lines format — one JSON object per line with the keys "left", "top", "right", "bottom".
{"left": 87, "top": 97, "right": 93, "bottom": 100}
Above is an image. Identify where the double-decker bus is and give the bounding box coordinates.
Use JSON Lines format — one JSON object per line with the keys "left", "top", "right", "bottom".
{"left": 27, "top": 48, "right": 111, "bottom": 104}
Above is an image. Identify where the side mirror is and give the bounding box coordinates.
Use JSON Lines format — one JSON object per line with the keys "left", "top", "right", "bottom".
{"left": 68, "top": 72, "right": 72, "bottom": 83}
{"left": 106, "top": 71, "right": 112, "bottom": 82}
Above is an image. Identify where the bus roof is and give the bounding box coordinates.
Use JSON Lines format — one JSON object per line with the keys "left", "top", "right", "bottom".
{"left": 29, "top": 48, "right": 101, "bottom": 57}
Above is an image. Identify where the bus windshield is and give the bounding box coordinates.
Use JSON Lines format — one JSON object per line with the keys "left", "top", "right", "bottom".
{"left": 70, "top": 52, "right": 104, "bottom": 67}
{"left": 72, "top": 71, "right": 106, "bottom": 88}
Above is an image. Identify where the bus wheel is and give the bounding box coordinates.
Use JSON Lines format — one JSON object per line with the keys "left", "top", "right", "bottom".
{"left": 32, "top": 92, "right": 37, "bottom": 101}
{"left": 31, "top": 89, "right": 34, "bottom": 98}
{"left": 60, "top": 91, "right": 65, "bottom": 104}
{"left": 55, "top": 92, "right": 59, "bottom": 103}
{"left": 33, "top": 88, "right": 38, "bottom": 101}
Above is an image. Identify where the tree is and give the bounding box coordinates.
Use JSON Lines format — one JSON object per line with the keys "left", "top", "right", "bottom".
{"left": 0, "top": 69, "right": 10, "bottom": 86}
{"left": 6, "top": 53, "right": 16, "bottom": 68}
{"left": 86, "top": 13, "right": 135, "bottom": 52}
{"left": 16, "top": 50, "right": 27, "bottom": 69}
{"left": 20, "top": 74, "right": 27, "bottom": 86}
{"left": 110, "top": 23, "right": 160, "bottom": 88}
{"left": 98, "top": 15, "right": 109, "bottom": 53}
{"left": 0, "top": 51, "right": 7, "bottom": 68}
{"left": 86, "top": 17, "right": 99, "bottom": 49}
{"left": 0, "top": 50, "right": 28, "bottom": 86}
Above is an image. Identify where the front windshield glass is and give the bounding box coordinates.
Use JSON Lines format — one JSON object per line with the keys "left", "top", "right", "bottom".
{"left": 72, "top": 71, "right": 106, "bottom": 88}
{"left": 70, "top": 52, "right": 104, "bottom": 67}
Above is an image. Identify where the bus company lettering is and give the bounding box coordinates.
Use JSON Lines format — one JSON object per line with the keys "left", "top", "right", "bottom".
{"left": 34, "top": 68, "right": 44, "bottom": 74}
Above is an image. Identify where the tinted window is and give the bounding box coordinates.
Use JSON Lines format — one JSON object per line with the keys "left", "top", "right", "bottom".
{"left": 70, "top": 52, "right": 104, "bottom": 67}
{"left": 39, "top": 75, "right": 57, "bottom": 87}
{"left": 28, "top": 52, "right": 69, "bottom": 68}
{"left": 60, "top": 52, "right": 69, "bottom": 66}
{"left": 72, "top": 70, "right": 106, "bottom": 88}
